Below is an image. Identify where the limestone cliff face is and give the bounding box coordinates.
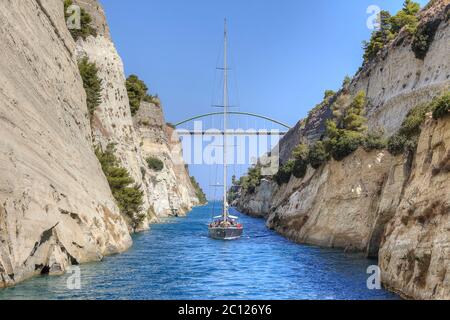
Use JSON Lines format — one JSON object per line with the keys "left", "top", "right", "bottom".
{"left": 73, "top": 0, "right": 199, "bottom": 227}
{"left": 236, "top": 179, "right": 277, "bottom": 219}
{"left": 238, "top": 150, "right": 401, "bottom": 253}
{"left": 133, "top": 102, "right": 199, "bottom": 217}
{"left": 73, "top": 0, "right": 153, "bottom": 230}
{"left": 0, "top": 0, "right": 199, "bottom": 287}
{"left": 379, "top": 117, "right": 450, "bottom": 300}
{"left": 236, "top": 0, "right": 449, "bottom": 299}
{"left": 238, "top": 116, "right": 450, "bottom": 299}
{"left": 0, "top": 0, "right": 131, "bottom": 287}
{"left": 278, "top": 0, "right": 450, "bottom": 164}
{"left": 353, "top": 0, "right": 450, "bottom": 136}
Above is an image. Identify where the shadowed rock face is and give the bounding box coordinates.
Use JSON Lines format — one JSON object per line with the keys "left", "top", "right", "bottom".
{"left": 236, "top": 0, "right": 450, "bottom": 299}
{"left": 0, "top": 0, "right": 131, "bottom": 288}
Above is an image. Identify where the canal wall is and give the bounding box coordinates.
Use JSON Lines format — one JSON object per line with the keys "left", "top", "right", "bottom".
{"left": 0, "top": 0, "right": 199, "bottom": 288}
{"left": 236, "top": 0, "right": 450, "bottom": 300}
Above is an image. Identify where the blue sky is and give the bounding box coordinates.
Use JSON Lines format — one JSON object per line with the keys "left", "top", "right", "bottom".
{"left": 101, "top": 0, "right": 428, "bottom": 199}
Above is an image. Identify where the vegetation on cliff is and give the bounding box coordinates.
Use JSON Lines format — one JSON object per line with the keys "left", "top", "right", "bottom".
{"left": 64, "top": 0, "right": 97, "bottom": 41}
{"left": 388, "top": 91, "right": 449, "bottom": 155}
{"left": 96, "top": 144, "right": 145, "bottom": 228}
{"left": 326, "top": 91, "right": 368, "bottom": 161}
{"left": 238, "top": 166, "right": 263, "bottom": 194}
{"left": 363, "top": 0, "right": 420, "bottom": 62}
{"left": 273, "top": 90, "right": 388, "bottom": 186}
{"left": 78, "top": 57, "right": 102, "bottom": 119}
{"left": 146, "top": 156, "right": 164, "bottom": 172}
{"left": 431, "top": 91, "right": 450, "bottom": 120}
{"left": 126, "top": 75, "right": 160, "bottom": 115}
{"left": 190, "top": 176, "right": 207, "bottom": 204}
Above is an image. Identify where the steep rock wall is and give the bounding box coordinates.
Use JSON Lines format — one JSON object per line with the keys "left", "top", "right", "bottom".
{"left": 73, "top": 0, "right": 153, "bottom": 230}
{"left": 73, "top": 0, "right": 199, "bottom": 226}
{"left": 278, "top": 1, "right": 450, "bottom": 164}
{"left": 238, "top": 150, "right": 400, "bottom": 253}
{"left": 379, "top": 117, "right": 450, "bottom": 300}
{"left": 0, "top": 0, "right": 131, "bottom": 288}
{"left": 236, "top": 0, "right": 449, "bottom": 299}
{"left": 353, "top": 0, "right": 450, "bottom": 136}
{"left": 133, "top": 102, "right": 199, "bottom": 217}
{"left": 237, "top": 116, "right": 450, "bottom": 299}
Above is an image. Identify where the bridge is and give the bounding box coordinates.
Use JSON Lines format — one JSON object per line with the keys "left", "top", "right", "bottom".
{"left": 174, "top": 111, "right": 291, "bottom": 136}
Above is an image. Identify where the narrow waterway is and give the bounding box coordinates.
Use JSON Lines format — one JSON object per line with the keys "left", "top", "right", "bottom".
{"left": 0, "top": 203, "right": 398, "bottom": 300}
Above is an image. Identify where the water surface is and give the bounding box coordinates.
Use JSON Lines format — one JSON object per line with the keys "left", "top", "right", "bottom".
{"left": 0, "top": 203, "right": 398, "bottom": 300}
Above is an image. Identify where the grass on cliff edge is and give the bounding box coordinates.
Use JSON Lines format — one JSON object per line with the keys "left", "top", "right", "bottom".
{"left": 96, "top": 144, "right": 145, "bottom": 229}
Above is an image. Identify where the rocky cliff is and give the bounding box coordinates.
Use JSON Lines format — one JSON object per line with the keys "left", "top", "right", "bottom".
{"left": 0, "top": 0, "right": 199, "bottom": 287}
{"left": 236, "top": 0, "right": 449, "bottom": 299}
{"left": 73, "top": 0, "right": 199, "bottom": 224}
{"left": 278, "top": 0, "right": 450, "bottom": 165}
{"left": 133, "top": 102, "right": 200, "bottom": 217}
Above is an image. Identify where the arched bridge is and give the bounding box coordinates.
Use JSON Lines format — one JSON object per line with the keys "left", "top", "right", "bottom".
{"left": 174, "top": 112, "right": 291, "bottom": 136}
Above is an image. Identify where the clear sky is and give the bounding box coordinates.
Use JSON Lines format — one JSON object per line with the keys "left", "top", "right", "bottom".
{"left": 101, "top": 0, "right": 428, "bottom": 199}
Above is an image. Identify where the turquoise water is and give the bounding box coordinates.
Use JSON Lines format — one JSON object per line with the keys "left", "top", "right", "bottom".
{"left": 0, "top": 203, "right": 398, "bottom": 300}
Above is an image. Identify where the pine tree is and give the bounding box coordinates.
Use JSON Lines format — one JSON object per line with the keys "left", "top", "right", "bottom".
{"left": 78, "top": 57, "right": 102, "bottom": 118}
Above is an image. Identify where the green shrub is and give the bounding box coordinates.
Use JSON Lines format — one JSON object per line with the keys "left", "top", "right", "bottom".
{"left": 342, "top": 76, "right": 352, "bottom": 88}
{"left": 78, "top": 57, "right": 102, "bottom": 118}
{"left": 363, "top": 10, "right": 394, "bottom": 62}
{"left": 146, "top": 156, "right": 164, "bottom": 171}
{"left": 190, "top": 176, "right": 207, "bottom": 204}
{"left": 126, "top": 75, "right": 155, "bottom": 115}
{"left": 390, "top": 0, "right": 420, "bottom": 34}
{"left": 363, "top": 1, "right": 420, "bottom": 63}
{"left": 291, "top": 144, "right": 309, "bottom": 179}
{"left": 324, "top": 91, "right": 368, "bottom": 161}
{"left": 64, "top": 0, "right": 97, "bottom": 40}
{"left": 363, "top": 131, "right": 387, "bottom": 151}
{"left": 387, "top": 102, "right": 431, "bottom": 155}
{"left": 431, "top": 92, "right": 450, "bottom": 120}
{"left": 399, "top": 103, "right": 431, "bottom": 137}
{"left": 274, "top": 160, "right": 295, "bottom": 186}
{"left": 342, "top": 91, "right": 367, "bottom": 132}
{"left": 308, "top": 141, "right": 330, "bottom": 169}
{"left": 327, "top": 129, "right": 365, "bottom": 161}
{"left": 412, "top": 18, "right": 442, "bottom": 59}
{"left": 95, "top": 144, "right": 144, "bottom": 227}
{"left": 292, "top": 159, "right": 308, "bottom": 179}
{"left": 240, "top": 166, "right": 262, "bottom": 194}
{"left": 387, "top": 133, "right": 408, "bottom": 155}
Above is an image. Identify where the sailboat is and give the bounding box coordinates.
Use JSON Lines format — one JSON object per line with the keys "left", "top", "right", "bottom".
{"left": 208, "top": 20, "right": 244, "bottom": 241}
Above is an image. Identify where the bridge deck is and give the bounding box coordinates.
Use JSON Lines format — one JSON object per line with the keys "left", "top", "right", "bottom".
{"left": 177, "top": 131, "right": 287, "bottom": 136}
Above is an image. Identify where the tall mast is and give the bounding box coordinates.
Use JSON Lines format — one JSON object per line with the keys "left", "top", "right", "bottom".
{"left": 223, "top": 19, "right": 228, "bottom": 221}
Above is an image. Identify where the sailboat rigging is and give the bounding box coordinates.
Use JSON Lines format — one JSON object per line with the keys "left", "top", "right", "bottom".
{"left": 208, "top": 19, "right": 244, "bottom": 241}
